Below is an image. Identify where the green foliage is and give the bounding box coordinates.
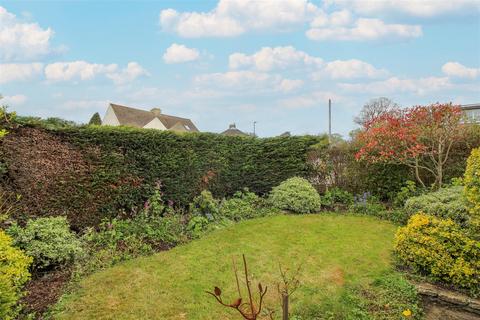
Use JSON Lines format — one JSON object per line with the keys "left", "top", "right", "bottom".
{"left": 88, "top": 112, "right": 102, "bottom": 126}
{"left": 15, "top": 116, "right": 78, "bottom": 130}
{"left": 190, "top": 190, "right": 219, "bottom": 220}
{"left": 307, "top": 135, "right": 412, "bottom": 201}
{"left": 358, "top": 163, "right": 411, "bottom": 202}
{"left": 395, "top": 214, "right": 480, "bottom": 293}
{"left": 186, "top": 216, "right": 211, "bottom": 238}
{"left": 320, "top": 188, "right": 354, "bottom": 211}
{"left": 3, "top": 126, "right": 321, "bottom": 228}
{"left": 349, "top": 194, "right": 410, "bottom": 224}
{"left": 393, "top": 180, "right": 423, "bottom": 208}
{"left": 219, "top": 189, "right": 279, "bottom": 221}
{"left": 76, "top": 212, "right": 186, "bottom": 278}
{"left": 0, "top": 230, "right": 32, "bottom": 320}
{"left": 403, "top": 186, "right": 470, "bottom": 226}
{"left": 333, "top": 272, "right": 422, "bottom": 320}
{"left": 269, "top": 177, "right": 321, "bottom": 213}
{"left": 7, "top": 216, "right": 83, "bottom": 270}
{"left": 464, "top": 147, "right": 480, "bottom": 217}
{"left": 350, "top": 194, "right": 386, "bottom": 217}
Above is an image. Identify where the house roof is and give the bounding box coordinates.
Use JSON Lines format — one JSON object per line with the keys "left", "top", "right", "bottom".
{"left": 109, "top": 103, "right": 199, "bottom": 132}
{"left": 221, "top": 123, "right": 249, "bottom": 137}
{"left": 461, "top": 103, "right": 480, "bottom": 111}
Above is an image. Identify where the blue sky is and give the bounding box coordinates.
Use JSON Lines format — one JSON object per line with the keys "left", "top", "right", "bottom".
{"left": 0, "top": 0, "right": 479, "bottom": 137}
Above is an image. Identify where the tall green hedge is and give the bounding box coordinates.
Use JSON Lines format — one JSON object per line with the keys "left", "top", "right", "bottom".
{"left": 2, "top": 126, "right": 323, "bottom": 228}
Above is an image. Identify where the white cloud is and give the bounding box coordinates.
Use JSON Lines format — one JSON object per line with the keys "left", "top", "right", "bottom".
{"left": 0, "top": 6, "right": 55, "bottom": 61}
{"left": 278, "top": 91, "right": 342, "bottom": 109}
{"left": 44, "top": 61, "right": 148, "bottom": 84}
{"left": 319, "top": 59, "right": 388, "bottom": 79}
{"left": 106, "top": 62, "right": 149, "bottom": 85}
{"left": 278, "top": 79, "right": 304, "bottom": 92}
{"left": 307, "top": 18, "right": 422, "bottom": 41}
{"left": 229, "top": 46, "right": 323, "bottom": 71}
{"left": 45, "top": 61, "right": 117, "bottom": 81}
{"left": 325, "top": 0, "right": 480, "bottom": 18}
{"left": 1, "top": 94, "right": 27, "bottom": 106}
{"left": 0, "top": 63, "right": 43, "bottom": 83}
{"left": 194, "top": 70, "right": 301, "bottom": 93}
{"left": 339, "top": 76, "right": 452, "bottom": 95}
{"left": 442, "top": 62, "right": 480, "bottom": 79}
{"left": 195, "top": 70, "right": 278, "bottom": 88}
{"left": 62, "top": 99, "right": 109, "bottom": 110}
{"left": 229, "top": 46, "right": 387, "bottom": 80}
{"left": 159, "top": 0, "right": 319, "bottom": 37}
{"left": 163, "top": 43, "right": 200, "bottom": 64}
{"left": 310, "top": 9, "right": 352, "bottom": 28}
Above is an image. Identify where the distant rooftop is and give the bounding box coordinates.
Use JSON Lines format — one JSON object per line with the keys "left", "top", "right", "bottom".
{"left": 221, "top": 123, "right": 249, "bottom": 137}
{"left": 461, "top": 103, "right": 480, "bottom": 111}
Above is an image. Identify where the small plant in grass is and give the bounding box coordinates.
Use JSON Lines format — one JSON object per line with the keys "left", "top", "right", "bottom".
{"left": 206, "top": 254, "right": 270, "bottom": 320}
{"left": 269, "top": 177, "right": 321, "bottom": 214}
{"left": 277, "top": 263, "right": 302, "bottom": 320}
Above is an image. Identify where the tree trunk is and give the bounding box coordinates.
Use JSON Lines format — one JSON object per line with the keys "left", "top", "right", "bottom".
{"left": 282, "top": 294, "right": 289, "bottom": 320}
{"left": 414, "top": 158, "right": 426, "bottom": 188}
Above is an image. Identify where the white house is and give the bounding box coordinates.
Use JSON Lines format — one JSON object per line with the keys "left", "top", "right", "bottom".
{"left": 102, "top": 103, "right": 199, "bottom": 132}
{"left": 462, "top": 103, "right": 480, "bottom": 123}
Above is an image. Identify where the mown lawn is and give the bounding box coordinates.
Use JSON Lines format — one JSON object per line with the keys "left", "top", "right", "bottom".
{"left": 53, "top": 214, "right": 399, "bottom": 319}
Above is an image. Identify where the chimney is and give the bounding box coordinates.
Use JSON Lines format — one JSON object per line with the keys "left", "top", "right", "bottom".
{"left": 151, "top": 108, "right": 162, "bottom": 116}
{"left": 229, "top": 123, "right": 236, "bottom": 129}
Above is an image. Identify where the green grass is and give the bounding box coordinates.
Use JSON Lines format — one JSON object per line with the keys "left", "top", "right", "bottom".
{"left": 53, "top": 214, "right": 400, "bottom": 320}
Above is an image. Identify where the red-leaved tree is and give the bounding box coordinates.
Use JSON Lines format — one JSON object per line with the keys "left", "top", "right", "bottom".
{"left": 355, "top": 103, "right": 465, "bottom": 189}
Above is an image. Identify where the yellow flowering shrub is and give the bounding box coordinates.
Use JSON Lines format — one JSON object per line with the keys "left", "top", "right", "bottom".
{"left": 0, "top": 230, "right": 32, "bottom": 319}
{"left": 394, "top": 214, "right": 480, "bottom": 292}
{"left": 464, "top": 147, "right": 480, "bottom": 216}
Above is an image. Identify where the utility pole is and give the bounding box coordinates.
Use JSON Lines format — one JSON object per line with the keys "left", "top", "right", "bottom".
{"left": 253, "top": 121, "right": 257, "bottom": 137}
{"left": 328, "top": 99, "right": 332, "bottom": 142}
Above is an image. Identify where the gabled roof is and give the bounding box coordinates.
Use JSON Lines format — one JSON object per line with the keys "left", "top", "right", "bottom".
{"left": 221, "top": 123, "right": 249, "bottom": 137}
{"left": 109, "top": 103, "right": 199, "bottom": 132}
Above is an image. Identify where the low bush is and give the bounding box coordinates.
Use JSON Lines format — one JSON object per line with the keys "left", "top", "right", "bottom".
{"left": 320, "top": 188, "right": 354, "bottom": 211}
{"left": 219, "top": 189, "right": 279, "bottom": 221}
{"left": 7, "top": 216, "right": 83, "bottom": 270}
{"left": 186, "top": 216, "right": 211, "bottom": 238}
{"left": 395, "top": 214, "right": 480, "bottom": 294}
{"left": 0, "top": 230, "right": 32, "bottom": 320}
{"left": 189, "top": 190, "right": 220, "bottom": 221}
{"left": 393, "top": 180, "right": 424, "bottom": 208}
{"left": 464, "top": 147, "right": 480, "bottom": 217}
{"left": 350, "top": 193, "right": 410, "bottom": 224}
{"left": 75, "top": 212, "right": 186, "bottom": 279}
{"left": 403, "top": 186, "right": 470, "bottom": 226}
{"left": 350, "top": 193, "right": 386, "bottom": 216}
{"left": 269, "top": 177, "right": 321, "bottom": 214}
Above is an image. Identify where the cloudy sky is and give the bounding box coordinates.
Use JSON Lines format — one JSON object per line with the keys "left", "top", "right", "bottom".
{"left": 1, "top": 0, "right": 479, "bottom": 137}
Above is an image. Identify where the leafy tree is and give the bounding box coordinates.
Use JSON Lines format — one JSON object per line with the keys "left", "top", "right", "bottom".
{"left": 354, "top": 97, "right": 400, "bottom": 126}
{"left": 88, "top": 112, "right": 102, "bottom": 125}
{"left": 356, "top": 103, "right": 465, "bottom": 189}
